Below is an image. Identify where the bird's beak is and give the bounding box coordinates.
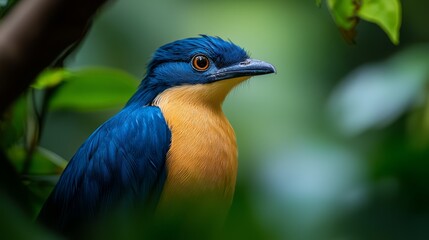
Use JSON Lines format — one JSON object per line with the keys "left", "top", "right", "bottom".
{"left": 209, "top": 58, "right": 276, "bottom": 82}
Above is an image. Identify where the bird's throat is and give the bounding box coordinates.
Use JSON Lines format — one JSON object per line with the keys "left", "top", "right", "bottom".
{"left": 153, "top": 76, "right": 249, "bottom": 108}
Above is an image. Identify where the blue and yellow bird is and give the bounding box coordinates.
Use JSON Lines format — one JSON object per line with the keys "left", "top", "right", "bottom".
{"left": 37, "top": 35, "right": 275, "bottom": 235}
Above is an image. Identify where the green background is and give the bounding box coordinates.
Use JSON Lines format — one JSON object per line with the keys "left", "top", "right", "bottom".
{"left": 3, "top": 0, "right": 429, "bottom": 239}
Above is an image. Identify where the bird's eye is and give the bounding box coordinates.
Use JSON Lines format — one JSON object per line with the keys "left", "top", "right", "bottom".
{"left": 192, "top": 55, "right": 210, "bottom": 71}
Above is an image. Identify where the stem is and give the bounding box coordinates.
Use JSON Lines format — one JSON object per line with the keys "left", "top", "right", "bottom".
{"left": 22, "top": 62, "right": 66, "bottom": 175}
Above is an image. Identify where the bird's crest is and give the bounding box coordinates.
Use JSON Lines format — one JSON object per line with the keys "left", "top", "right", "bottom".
{"left": 147, "top": 35, "right": 249, "bottom": 72}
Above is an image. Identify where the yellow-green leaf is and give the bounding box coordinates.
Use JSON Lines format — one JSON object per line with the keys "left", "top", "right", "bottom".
{"left": 32, "top": 68, "right": 71, "bottom": 90}
{"left": 49, "top": 67, "right": 139, "bottom": 111}
{"left": 358, "top": 0, "right": 401, "bottom": 45}
{"left": 327, "top": 0, "right": 357, "bottom": 29}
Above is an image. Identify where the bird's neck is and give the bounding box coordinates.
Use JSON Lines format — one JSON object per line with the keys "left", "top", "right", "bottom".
{"left": 152, "top": 77, "right": 249, "bottom": 109}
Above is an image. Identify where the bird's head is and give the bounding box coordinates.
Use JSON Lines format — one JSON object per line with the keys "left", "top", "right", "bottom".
{"left": 130, "top": 35, "right": 275, "bottom": 106}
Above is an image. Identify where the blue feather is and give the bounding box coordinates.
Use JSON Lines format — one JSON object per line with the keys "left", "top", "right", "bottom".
{"left": 147, "top": 35, "right": 248, "bottom": 72}
{"left": 37, "top": 106, "right": 171, "bottom": 234}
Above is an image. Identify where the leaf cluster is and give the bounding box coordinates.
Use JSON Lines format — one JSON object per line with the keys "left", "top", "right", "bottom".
{"left": 319, "top": 0, "right": 401, "bottom": 44}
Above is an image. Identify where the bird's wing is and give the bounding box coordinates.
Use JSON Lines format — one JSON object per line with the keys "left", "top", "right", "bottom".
{"left": 37, "top": 106, "right": 171, "bottom": 234}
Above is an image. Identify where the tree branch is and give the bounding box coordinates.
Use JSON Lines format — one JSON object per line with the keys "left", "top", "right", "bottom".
{"left": 0, "top": 0, "right": 109, "bottom": 214}
{"left": 0, "top": 0, "right": 109, "bottom": 114}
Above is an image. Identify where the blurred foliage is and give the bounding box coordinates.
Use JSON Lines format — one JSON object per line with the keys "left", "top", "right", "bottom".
{"left": 42, "top": 67, "right": 139, "bottom": 111}
{"left": 0, "top": 66, "right": 139, "bottom": 239}
{"left": 0, "top": 0, "right": 18, "bottom": 18}
{"left": 329, "top": 45, "right": 429, "bottom": 136}
{"left": 324, "top": 0, "right": 401, "bottom": 44}
{"left": 87, "top": 183, "right": 280, "bottom": 240}
{"left": 0, "top": 95, "right": 26, "bottom": 150}
{"left": 0, "top": 192, "right": 57, "bottom": 240}
{"left": 1, "top": 0, "right": 429, "bottom": 239}
{"left": 7, "top": 145, "right": 66, "bottom": 174}
{"left": 1, "top": 67, "right": 138, "bottom": 176}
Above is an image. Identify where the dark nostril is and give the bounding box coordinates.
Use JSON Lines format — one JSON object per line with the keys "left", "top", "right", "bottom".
{"left": 240, "top": 59, "right": 251, "bottom": 66}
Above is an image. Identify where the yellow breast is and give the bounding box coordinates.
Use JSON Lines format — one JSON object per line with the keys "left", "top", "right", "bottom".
{"left": 153, "top": 77, "right": 248, "bottom": 211}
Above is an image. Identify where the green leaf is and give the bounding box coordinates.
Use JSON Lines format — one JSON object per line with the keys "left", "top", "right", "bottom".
{"left": 358, "top": 0, "right": 401, "bottom": 45}
{"left": 323, "top": 0, "right": 402, "bottom": 45}
{"left": 49, "top": 67, "right": 139, "bottom": 111}
{"left": 31, "top": 68, "right": 71, "bottom": 90}
{"left": 315, "top": 0, "right": 322, "bottom": 8}
{"left": 327, "top": 0, "right": 357, "bottom": 29}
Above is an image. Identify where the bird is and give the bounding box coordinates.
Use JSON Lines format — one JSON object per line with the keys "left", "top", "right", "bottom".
{"left": 37, "top": 35, "right": 275, "bottom": 236}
